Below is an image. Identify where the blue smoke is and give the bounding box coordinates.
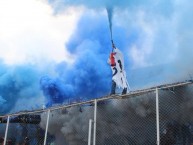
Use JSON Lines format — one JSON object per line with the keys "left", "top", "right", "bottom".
{"left": 1, "top": 0, "right": 193, "bottom": 114}
{"left": 43, "top": 0, "right": 193, "bottom": 106}
{"left": 40, "top": 75, "right": 74, "bottom": 107}
{"left": 0, "top": 62, "right": 44, "bottom": 115}
{"left": 40, "top": 13, "right": 132, "bottom": 106}
{"left": 0, "top": 13, "right": 133, "bottom": 112}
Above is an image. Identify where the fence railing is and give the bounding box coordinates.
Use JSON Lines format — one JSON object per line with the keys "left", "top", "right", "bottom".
{"left": 0, "top": 81, "right": 193, "bottom": 145}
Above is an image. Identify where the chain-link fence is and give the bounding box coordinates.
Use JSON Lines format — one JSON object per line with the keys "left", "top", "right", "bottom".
{"left": 159, "top": 84, "right": 193, "bottom": 145}
{"left": 96, "top": 91, "right": 157, "bottom": 145}
{"left": 44, "top": 105, "right": 94, "bottom": 145}
{"left": 0, "top": 117, "right": 7, "bottom": 144}
{"left": 0, "top": 81, "right": 193, "bottom": 145}
{"left": 3, "top": 112, "right": 44, "bottom": 145}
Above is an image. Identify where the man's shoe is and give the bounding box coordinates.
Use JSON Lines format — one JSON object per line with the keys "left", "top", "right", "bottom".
{"left": 122, "top": 88, "right": 127, "bottom": 95}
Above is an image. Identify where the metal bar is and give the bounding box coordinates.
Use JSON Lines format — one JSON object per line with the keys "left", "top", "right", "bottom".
{"left": 93, "top": 99, "right": 97, "bottom": 145}
{"left": 88, "top": 119, "right": 93, "bottom": 145}
{"left": 43, "top": 110, "right": 50, "bottom": 145}
{"left": 0, "top": 81, "right": 192, "bottom": 118}
{"left": 3, "top": 116, "right": 10, "bottom": 145}
{"left": 156, "top": 88, "right": 160, "bottom": 145}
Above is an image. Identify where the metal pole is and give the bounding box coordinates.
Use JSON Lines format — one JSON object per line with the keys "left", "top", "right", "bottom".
{"left": 93, "top": 99, "right": 97, "bottom": 145}
{"left": 43, "top": 110, "right": 50, "bottom": 145}
{"left": 3, "top": 116, "right": 10, "bottom": 145}
{"left": 156, "top": 88, "right": 160, "bottom": 145}
{"left": 88, "top": 119, "right": 93, "bottom": 145}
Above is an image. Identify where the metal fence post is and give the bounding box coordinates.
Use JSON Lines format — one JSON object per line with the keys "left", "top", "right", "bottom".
{"left": 3, "top": 115, "right": 10, "bottom": 145}
{"left": 93, "top": 99, "right": 97, "bottom": 145}
{"left": 156, "top": 88, "right": 160, "bottom": 145}
{"left": 88, "top": 119, "right": 93, "bottom": 145}
{"left": 44, "top": 110, "right": 50, "bottom": 145}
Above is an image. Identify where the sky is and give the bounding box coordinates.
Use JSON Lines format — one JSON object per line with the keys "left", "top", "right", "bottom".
{"left": 0, "top": 0, "right": 193, "bottom": 114}
{"left": 0, "top": 0, "right": 81, "bottom": 65}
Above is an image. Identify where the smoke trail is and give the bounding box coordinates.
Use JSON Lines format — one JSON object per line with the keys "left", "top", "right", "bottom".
{"left": 106, "top": 7, "right": 114, "bottom": 42}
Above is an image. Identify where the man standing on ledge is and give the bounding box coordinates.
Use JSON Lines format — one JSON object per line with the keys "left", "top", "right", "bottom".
{"left": 108, "top": 43, "right": 129, "bottom": 95}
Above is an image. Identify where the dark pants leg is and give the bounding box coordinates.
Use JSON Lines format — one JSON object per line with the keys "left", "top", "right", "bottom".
{"left": 122, "top": 88, "right": 127, "bottom": 95}
{"left": 111, "top": 80, "right": 116, "bottom": 95}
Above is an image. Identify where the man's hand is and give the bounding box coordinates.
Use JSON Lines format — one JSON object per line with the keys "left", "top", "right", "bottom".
{"left": 112, "top": 43, "right": 116, "bottom": 49}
